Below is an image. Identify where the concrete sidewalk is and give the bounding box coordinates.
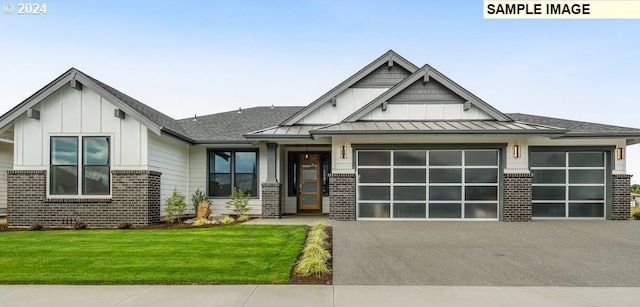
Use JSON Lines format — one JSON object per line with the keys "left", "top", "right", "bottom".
{"left": 1, "top": 285, "right": 637, "bottom": 307}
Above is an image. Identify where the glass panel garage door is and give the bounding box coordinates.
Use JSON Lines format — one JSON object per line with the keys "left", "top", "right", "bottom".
{"left": 356, "top": 150, "right": 499, "bottom": 220}
{"left": 530, "top": 151, "right": 606, "bottom": 219}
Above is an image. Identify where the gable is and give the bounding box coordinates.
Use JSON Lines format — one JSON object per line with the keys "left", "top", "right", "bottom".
{"left": 388, "top": 79, "right": 463, "bottom": 102}
{"left": 357, "top": 78, "right": 493, "bottom": 121}
{"left": 344, "top": 65, "right": 511, "bottom": 122}
{"left": 281, "top": 50, "right": 419, "bottom": 125}
{"left": 351, "top": 64, "right": 412, "bottom": 88}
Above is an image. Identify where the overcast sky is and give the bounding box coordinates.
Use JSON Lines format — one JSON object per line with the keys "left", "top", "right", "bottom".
{"left": 1, "top": 0, "right": 639, "bottom": 181}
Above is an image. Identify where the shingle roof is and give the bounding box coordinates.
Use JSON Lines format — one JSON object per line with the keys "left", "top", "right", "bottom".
{"left": 177, "top": 106, "right": 303, "bottom": 143}
{"left": 506, "top": 113, "right": 640, "bottom": 137}
{"left": 82, "top": 72, "right": 189, "bottom": 138}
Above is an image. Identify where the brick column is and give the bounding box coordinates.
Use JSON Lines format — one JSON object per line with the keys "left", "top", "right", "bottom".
{"left": 329, "top": 173, "right": 356, "bottom": 221}
{"left": 612, "top": 174, "right": 632, "bottom": 220}
{"left": 7, "top": 170, "right": 46, "bottom": 227}
{"left": 261, "top": 183, "right": 282, "bottom": 219}
{"left": 503, "top": 173, "right": 532, "bottom": 222}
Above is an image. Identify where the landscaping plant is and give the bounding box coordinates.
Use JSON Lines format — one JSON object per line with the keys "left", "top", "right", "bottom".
{"left": 221, "top": 215, "right": 235, "bottom": 225}
{"left": 294, "top": 221, "right": 332, "bottom": 276}
{"left": 164, "top": 188, "right": 187, "bottom": 223}
{"left": 191, "top": 188, "right": 211, "bottom": 212}
{"left": 225, "top": 187, "right": 252, "bottom": 219}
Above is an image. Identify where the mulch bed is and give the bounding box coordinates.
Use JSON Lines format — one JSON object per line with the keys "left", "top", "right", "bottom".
{"left": 290, "top": 226, "right": 333, "bottom": 285}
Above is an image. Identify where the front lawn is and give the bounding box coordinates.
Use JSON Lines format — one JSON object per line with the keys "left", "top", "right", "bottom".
{"left": 0, "top": 225, "right": 307, "bottom": 284}
{"left": 632, "top": 206, "right": 640, "bottom": 219}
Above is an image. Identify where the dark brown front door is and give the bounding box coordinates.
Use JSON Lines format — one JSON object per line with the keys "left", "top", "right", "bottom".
{"left": 298, "top": 153, "right": 321, "bottom": 212}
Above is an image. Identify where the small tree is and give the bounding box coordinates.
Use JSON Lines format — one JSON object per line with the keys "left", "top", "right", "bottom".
{"left": 191, "top": 188, "right": 212, "bottom": 212}
{"left": 225, "top": 187, "right": 252, "bottom": 218}
{"left": 164, "top": 188, "right": 187, "bottom": 223}
{"left": 631, "top": 184, "right": 640, "bottom": 194}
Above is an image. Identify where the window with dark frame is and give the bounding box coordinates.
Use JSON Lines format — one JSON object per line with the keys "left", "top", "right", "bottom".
{"left": 50, "top": 136, "right": 110, "bottom": 196}
{"left": 208, "top": 150, "right": 258, "bottom": 197}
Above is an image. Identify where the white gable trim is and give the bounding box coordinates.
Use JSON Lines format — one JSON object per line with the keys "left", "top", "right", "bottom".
{"left": 280, "top": 50, "right": 418, "bottom": 126}
{"left": 0, "top": 68, "right": 164, "bottom": 136}
{"left": 343, "top": 65, "right": 512, "bottom": 122}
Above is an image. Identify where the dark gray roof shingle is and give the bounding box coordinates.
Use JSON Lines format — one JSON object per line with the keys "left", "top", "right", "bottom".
{"left": 83, "top": 72, "right": 189, "bottom": 138}
{"left": 177, "top": 106, "right": 303, "bottom": 143}
{"left": 506, "top": 113, "right": 640, "bottom": 136}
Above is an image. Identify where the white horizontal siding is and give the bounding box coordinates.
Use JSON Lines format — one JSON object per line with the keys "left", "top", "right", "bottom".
{"left": 148, "top": 132, "right": 189, "bottom": 214}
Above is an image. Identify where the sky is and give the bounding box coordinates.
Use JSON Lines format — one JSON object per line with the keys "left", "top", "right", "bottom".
{"left": 1, "top": 0, "right": 639, "bottom": 180}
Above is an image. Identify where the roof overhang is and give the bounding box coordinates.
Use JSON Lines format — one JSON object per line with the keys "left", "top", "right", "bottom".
{"left": 281, "top": 50, "right": 419, "bottom": 126}
{"left": 0, "top": 68, "right": 165, "bottom": 136}
{"left": 343, "top": 65, "right": 512, "bottom": 122}
{"left": 309, "top": 121, "right": 567, "bottom": 136}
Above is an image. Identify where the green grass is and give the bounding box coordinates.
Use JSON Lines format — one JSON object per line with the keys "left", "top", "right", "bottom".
{"left": 631, "top": 206, "right": 640, "bottom": 219}
{"left": 0, "top": 225, "right": 307, "bottom": 284}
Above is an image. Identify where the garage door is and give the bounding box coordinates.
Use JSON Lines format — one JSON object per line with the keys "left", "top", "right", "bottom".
{"left": 530, "top": 151, "right": 606, "bottom": 219}
{"left": 356, "top": 149, "right": 499, "bottom": 220}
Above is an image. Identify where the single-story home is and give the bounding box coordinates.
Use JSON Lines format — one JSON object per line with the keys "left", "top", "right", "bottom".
{"left": 1, "top": 50, "right": 639, "bottom": 227}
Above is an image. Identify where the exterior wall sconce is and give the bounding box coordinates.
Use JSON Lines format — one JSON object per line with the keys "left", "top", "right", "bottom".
{"left": 340, "top": 145, "right": 348, "bottom": 159}
{"left": 616, "top": 148, "right": 624, "bottom": 160}
{"left": 512, "top": 145, "right": 521, "bottom": 158}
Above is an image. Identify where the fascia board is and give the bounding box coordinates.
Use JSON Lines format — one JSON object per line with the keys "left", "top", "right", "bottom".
{"left": 281, "top": 51, "right": 418, "bottom": 126}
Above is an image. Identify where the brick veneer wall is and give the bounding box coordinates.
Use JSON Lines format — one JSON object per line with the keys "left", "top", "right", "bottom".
{"left": 329, "top": 173, "right": 356, "bottom": 221}
{"left": 261, "top": 183, "right": 281, "bottom": 219}
{"left": 612, "top": 174, "right": 632, "bottom": 220}
{"left": 7, "top": 170, "right": 161, "bottom": 228}
{"left": 503, "top": 173, "right": 533, "bottom": 222}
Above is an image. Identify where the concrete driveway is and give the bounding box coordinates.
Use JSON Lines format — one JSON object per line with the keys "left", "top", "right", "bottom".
{"left": 333, "top": 221, "right": 640, "bottom": 286}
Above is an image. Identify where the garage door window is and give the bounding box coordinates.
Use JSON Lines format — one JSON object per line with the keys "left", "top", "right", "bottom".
{"left": 357, "top": 149, "right": 499, "bottom": 220}
{"left": 531, "top": 151, "right": 605, "bottom": 218}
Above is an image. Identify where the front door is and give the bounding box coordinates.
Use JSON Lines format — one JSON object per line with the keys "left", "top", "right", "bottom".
{"left": 298, "top": 153, "right": 322, "bottom": 212}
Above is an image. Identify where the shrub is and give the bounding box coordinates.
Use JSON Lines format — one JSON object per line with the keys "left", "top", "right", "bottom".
{"left": 236, "top": 215, "right": 249, "bottom": 223}
{"left": 221, "top": 215, "right": 235, "bottom": 225}
{"left": 633, "top": 211, "right": 640, "bottom": 220}
{"left": 191, "top": 188, "right": 211, "bottom": 212}
{"left": 306, "top": 233, "right": 328, "bottom": 248}
{"left": 30, "top": 222, "right": 44, "bottom": 231}
{"left": 73, "top": 220, "right": 87, "bottom": 230}
{"left": 118, "top": 220, "right": 133, "bottom": 229}
{"left": 193, "top": 217, "right": 208, "bottom": 226}
{"left": 225, "top": 188, "right": 252, "bottom": 217}
{"left": 310, "top": 220, "right": 327, "bottom": 232}
{"left": 302, "top": 243, "right": 331, "bottom": 261}
{"left": 164, "top": 188, "right": 187, "bottom": 223}
{"left": 308, "top": 229, "right": 328, "bottom": 241}
{"left": 294, "top": 257, "right": 331, "bottom": 276}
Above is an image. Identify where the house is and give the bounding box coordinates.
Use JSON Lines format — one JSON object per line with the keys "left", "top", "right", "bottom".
{"left": 1, "top": 50, "right": 639, "bottom": 227}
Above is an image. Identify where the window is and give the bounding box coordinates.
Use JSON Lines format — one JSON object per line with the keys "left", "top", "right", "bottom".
{"left": 50, "top": 136, "right": 110, "bottom": 196}
{"left": 209, "top": 150, "right": 258, "bottom": 197}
